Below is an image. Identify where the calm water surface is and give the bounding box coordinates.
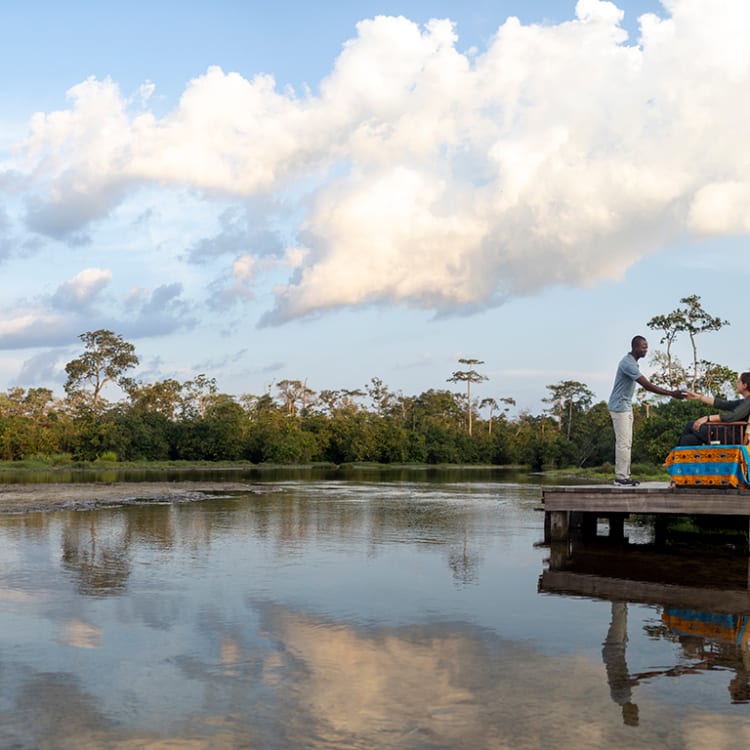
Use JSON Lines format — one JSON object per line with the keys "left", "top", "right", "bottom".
{"left": 1, "top": 478, "right": 749, "bottom": 749}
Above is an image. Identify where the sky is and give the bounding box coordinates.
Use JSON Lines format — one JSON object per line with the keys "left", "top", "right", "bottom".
{"left": 1, "top": 0, "right": 749, "bottom": 415}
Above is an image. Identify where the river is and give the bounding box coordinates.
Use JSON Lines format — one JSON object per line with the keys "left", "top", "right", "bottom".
{"left": 0, "top": 473, "right": 748, "bottom": 748}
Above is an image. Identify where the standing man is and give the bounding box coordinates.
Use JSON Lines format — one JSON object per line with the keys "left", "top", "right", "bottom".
{"left": 608, "top": 336, "right": 684, "bottom": 486}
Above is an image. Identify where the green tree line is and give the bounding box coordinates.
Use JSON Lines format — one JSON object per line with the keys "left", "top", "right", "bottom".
{"left": 0, "top": 296, "right": 738, "bottom": 468}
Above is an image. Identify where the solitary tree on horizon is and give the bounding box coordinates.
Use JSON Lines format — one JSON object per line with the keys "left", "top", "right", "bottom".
{"left": 648, "top": 295, "right": 729, "bottom": 389}
{"left": 447, "top": 358, "right": 488, "bottom": 437}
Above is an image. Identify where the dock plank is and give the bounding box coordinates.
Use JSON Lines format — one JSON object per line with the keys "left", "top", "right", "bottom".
{"left": 542, "top": 484, "right": 750, "bottom": 516}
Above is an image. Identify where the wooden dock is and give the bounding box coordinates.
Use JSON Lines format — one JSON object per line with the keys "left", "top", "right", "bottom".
{"left": 541, "top": 482, "right": 750, "bottom": 543}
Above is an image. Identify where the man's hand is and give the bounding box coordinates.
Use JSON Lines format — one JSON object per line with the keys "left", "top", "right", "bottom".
{"left": 671, "top": 389, "right": 687, "bottom": 400}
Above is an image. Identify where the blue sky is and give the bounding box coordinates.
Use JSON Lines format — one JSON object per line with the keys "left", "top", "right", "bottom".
{"left": 0, "top": 0, "right": 748, "bottom": 415}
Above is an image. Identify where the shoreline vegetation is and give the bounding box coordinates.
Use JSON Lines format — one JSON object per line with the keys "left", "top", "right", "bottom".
{"left": 0, "top": 310, "right": 728, "bottom": 482}
{"left": 0, "top": 457, "right": 671, "bottom": 477}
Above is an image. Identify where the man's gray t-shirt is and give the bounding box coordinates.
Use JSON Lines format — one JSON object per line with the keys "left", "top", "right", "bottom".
{"left": 608, "top": 353, "right": 641, "bottom": 412}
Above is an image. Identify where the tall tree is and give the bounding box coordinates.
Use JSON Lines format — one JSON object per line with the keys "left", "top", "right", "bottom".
{"left": 64, "top": 330, "right": 139, "bottom": 412}
{"left": 180, "top": 374, "right": 218, "bottom": 418}
{"left": 480, "top": 396, "right": 515, "bottom": 435}
{"left": 447, "top": 358, "right": 488, "bottom": 436}
{"left": 367, "top": 377, "right": 394, "bottom": 416}
{"left": 646, "top": 311, "right": 685, "bottom": 387}
{"left": 338, "top": 388, "right": 366, "bottom": 414}
{"left": 127, "top": 378, "right": 183, "bottom": 418}
{"left": 479, "top": 398, "right": 498, "bottom": 435}
{"left": 276, "top": 379, "right": 310, "bottom": 418}
{"left": 679, "top": 294, "right": 729, "bottom": 388}
{"left": 695, "top": 361, "right": 738, "bottom": 398}
{"left": 317, "top": 389, "right": 341, "bottom": 417}
{"left": 647, "top": 351, "right": 688, "bottom": 390}
{"left": 648, "top": 295, "right": 728, "bottom": 389}
{"left": 543, "top": 380, "right": 594, "bottom": 440}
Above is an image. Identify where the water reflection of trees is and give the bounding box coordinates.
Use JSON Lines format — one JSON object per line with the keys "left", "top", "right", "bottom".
{"left": 11, "top": 672, "right": 115, "bottom": 745}
{"left": 61, "top": 513, "right": 131, "bottom": 597}
{"left": 57, "top": 503, "right": 205, "bottom": 596}
{"left": 47, "top": 488, "right": 489, "bottom": 596}
{"left": 448, "top": 527, "right": 481, "bottom": 585}
{"left": 218, "top": 491, "right": 486, "bottom": 581}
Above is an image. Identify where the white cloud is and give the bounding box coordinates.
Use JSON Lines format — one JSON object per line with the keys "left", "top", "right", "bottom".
{"left": 0, "top": 313, "right": 66, "bottom": 339}
{"left": 5, "top": 0, "right": 750, "bottom": 323}
{"left": 0, "top": 271, "right": 196, "bottom": 350}
{"left": 688, "top": 181, "right": 750, "bottom": 235}
{"left": 118, "top": 282, "right": 197, "bottom": 337}
{"left": 233, "top": 255, "right": 255, "bottom": 281}
{"left": 184, "top": 204, "right": 283, "bottom": 265}
{"left": 16, "top": 349, "right": 67, "bottom": 387}
{"left": 0, "top": 207, "right": 12, "bottom": 262}
{"left": 205, "top": 254, "right": 257, "bottom": 310}
{"left": 0, "top": 309, "right": 78, "bottom": 349}
{"left": 51, "top": 267, "right": 112, "bottom": 310}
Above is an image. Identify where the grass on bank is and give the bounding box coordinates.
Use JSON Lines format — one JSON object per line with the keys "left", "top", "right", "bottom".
{"left": 0, "top": 454, "right": 337, "bottom": 473}
{"left": 0, "top": 452, "right": 668, "bottom": 480}
{"left": 542, "top": 461, "right": 671, "bottom": 482}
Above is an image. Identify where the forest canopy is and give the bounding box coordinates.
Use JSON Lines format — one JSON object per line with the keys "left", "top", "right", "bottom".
{"left": 0, "top": 297, "right": 738, "bottom": 469}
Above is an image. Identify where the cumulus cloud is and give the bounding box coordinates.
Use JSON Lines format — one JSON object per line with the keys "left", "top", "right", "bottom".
{"left": 205, "top": 240, "right": 304, "bottom": 312}
{"left": 50, "top": 267, "right": 112, "bottom": 310}
{"left": 0, "top": 312, "right": 79, "bottom": 349}
{"left": 184, "top": 204, "right": 283, "bottom": 265}
{"left": 6, "top": 0, "right": 750, "bottom": 322}
{"left": 0, "top": 203, "right": 42, "bottom": 262}
{"left": 0, "top": 207, "right": 11, "bottom": 262}
{"left": 16, "top": 349, "right": 67, "bottom": 387}
{"left": 117, "top": 282, "right": 198, "bottom": 337}
{"left": 0, "top": 273, "right": 196, "bottom": 350}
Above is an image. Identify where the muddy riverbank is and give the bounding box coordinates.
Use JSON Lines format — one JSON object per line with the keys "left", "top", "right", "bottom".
{"left": 0, "top": 481, "right": 266, "bottom": 514}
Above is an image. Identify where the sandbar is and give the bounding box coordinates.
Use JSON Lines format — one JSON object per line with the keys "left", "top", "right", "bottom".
{"left": 0, "top": 481, "right": 266, "bottom": 515}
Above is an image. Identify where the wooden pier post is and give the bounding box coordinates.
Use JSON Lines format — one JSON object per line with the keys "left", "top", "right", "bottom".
{"left": 547, "top": 510, "right": 570, "bottom": 542}
{"left": 608, "top": 513, "right": 625, "bottom": 541}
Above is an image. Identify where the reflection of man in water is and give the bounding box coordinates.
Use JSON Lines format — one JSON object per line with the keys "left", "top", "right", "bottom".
{"left": 602, "top": 602, "right": 639, "bottom": 726}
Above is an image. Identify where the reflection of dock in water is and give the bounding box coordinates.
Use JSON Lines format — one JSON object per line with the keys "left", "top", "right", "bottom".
{"left": 539, "top": 537, "right": 750, "bottom": 709}
{"left": 663, "top": 609, "right": 750, "bottom": 646}
{"left": 540, "top": 541, "right": 750, "bottom": 612}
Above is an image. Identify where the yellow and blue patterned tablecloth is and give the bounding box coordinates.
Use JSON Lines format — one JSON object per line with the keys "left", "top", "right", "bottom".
{"left": 664, "top": 446, "right": 750, "bottom": 488}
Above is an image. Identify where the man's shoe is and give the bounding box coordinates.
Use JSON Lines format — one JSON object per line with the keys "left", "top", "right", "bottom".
{"left": 613, "top": 477, "right": 639, "bottom": 486}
